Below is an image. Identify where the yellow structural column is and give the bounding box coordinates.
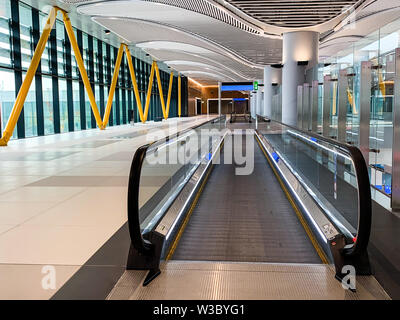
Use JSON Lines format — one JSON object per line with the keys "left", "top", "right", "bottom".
{"left": 124, "top": 46, "right": 145, "bottom": 123}
{"left": 0, "top": 7, "right": 58, "bottom": 146}
{"left": 62, "top": 10, "right": 104, "bottom": 129}
{"left": 178, "top": 74, "right": 182, "bottom": 117}
{"left": 102, "top": 44, "right": 125, "bottom": 127}
{"left": 143, "top": 61, "right": 156, "bottom": 122}
{"left": 166, "top": 72, "right": 174, "bottom": 118}
{"left": 154, "top": 62, "right": 167, "bottom": 120}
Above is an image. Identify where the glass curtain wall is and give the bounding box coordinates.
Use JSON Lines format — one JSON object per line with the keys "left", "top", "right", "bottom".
{"left": 0, "top": 0, "right": 179, "bottom": 141}
{"left": 321, "top": 17, "right": 400, "bottom": 200}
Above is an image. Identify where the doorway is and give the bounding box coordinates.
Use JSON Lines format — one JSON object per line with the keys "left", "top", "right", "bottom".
{"left": 196, "top": 98, "right": 202, "bottom": 115}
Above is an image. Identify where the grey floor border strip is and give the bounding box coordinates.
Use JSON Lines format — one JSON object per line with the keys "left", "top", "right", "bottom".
{"left": 49, "top": 165, "right": 195, "bottom": 299}
{"left": 50, "top": 223, "right": 131, "bottom": 300}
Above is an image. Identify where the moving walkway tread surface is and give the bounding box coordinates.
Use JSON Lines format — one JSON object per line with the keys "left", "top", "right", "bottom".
{"left": 171, "top": 133, "right": 322, "bottom": 263}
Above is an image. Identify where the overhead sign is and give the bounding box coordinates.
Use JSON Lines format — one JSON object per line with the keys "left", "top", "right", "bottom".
{"left": 221, "top": 82, "right": 253, "bottom": 92}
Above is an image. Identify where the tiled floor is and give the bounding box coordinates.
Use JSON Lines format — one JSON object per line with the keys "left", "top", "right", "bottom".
{"left": 0, "top": 116, "right": 213, "bottom": 299}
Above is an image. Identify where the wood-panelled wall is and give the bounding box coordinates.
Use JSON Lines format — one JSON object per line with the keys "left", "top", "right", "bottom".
{"left": 188, "top": 80, "right": 248, "bottom": 115}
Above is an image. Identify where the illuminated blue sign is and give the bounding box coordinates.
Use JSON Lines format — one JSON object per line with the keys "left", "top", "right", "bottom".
{"left": 221, "top": 85, "right": 253, "bottom": 91}
{"left": 272, "top": 152, "right": 280, "bottom": 163}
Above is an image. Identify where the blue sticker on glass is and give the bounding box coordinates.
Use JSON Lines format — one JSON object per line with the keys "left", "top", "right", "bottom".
{"left": 206, "top": 153, "right": 212, "bottom": 161}
{"left": 385, "top": 185, "right": 392, "bottom": 195}
{"left": 375, "top": 185, "right": 383, "bottom": 191}
{"left": 310, "top": 137, "right": 317, "bottom": 142}
{"left": 272, "top": 152, "right": 279, "bottom": 163}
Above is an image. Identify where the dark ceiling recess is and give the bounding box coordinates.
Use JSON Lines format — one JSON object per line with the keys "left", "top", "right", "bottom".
{"left": 297, "top": 60, "right": 309, "bottom": 66}
{"left": 226, "top": 0, "right": 362, "bottom": 28}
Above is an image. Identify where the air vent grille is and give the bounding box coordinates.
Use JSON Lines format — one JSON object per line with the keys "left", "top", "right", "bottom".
{"left": 60, "top": 0, "right": 262, "bottom": 35}
{"left": 145, "top": 0, "right": 261, "bottom": 34}
{"left": 226, "top": 0, "right": 365, "bottom": 28}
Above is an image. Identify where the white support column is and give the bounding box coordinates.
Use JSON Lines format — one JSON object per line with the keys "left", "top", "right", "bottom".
{"left": 218, "top": 81, "right": 222, "bottom": 116}
{"left": 282, "top": 31, "right": 319, "bottom": 126}
{"left": 264, "top": 66, "right": 282, "bottom": 117}
{"left": 256, "top": 79, "right": 263, "bottom": 116}
{"left": 250, "top": 93, "right": 255, "bottom": 119}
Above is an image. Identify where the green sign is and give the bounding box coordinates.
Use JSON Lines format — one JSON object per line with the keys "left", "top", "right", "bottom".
{"left": 253, "top": 81, "right": 258, "bottom": 91}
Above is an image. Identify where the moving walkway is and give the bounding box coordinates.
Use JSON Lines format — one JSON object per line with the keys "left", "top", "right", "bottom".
{"left": 230, "top": 102, "right": 251, "bottom": 123}
{"left": 124, "top": 115, "right": 372, "bottom": 290}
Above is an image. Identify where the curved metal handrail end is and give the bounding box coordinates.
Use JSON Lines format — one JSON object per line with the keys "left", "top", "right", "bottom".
{"left": 127, "top": 143, "right": 153, "bottom": 255}
{"left": 127, "top": 115, "right": 226, "bottom": 255}
{"left": 343, "top": 145, "right": 372, "bottom": 257}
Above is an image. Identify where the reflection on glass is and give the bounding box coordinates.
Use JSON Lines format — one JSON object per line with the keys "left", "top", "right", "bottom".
{"left": 19, "top": 3, "right": 32, "bottom": 71}
{"left": 22, "top": 73, "right": 37, "bottom": 137}
{"left": 260, "top": 121, "right": 358, "bottom": 240}
{"left": 85, "top": 89, "right": 92, "bottom": 129}
{"left": 271, "top": 85, "right": 281, "bottom": 122}
{"left": 42, "top": 76, "right": 54, "bottom": 135}
{"left": 95, "top": 84, "right": 101, "bottom": 119}
{"left": 119, "top": 90, "right": 124, "bottom": 124}
{"left": 112, "top": 90, "right": 117, "bottom": 126}
{"left": 0, "top": 69, "right": 16, "bottom": 138}
{"left": 0, "top": 0, "right": 12, "bottom": 67}
{"left": 59, "top": 78, "right": 69, "bottom": 133}
{"left": 56, "top": 20, "right": 65, "bottom": 76}
{"left": 138, "top": 117, "right": 226, "bottom": 233}
{"left": 72, "top": 80, "right": 80, "bottom": 131}
{"left": 321, "top": 20, "right": 400, "bottom": 201}
{"left": 39, "top": 12, "right": 50, "bottom": 74}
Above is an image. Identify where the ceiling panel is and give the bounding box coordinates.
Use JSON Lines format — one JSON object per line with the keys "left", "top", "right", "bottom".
{"left": 225, "top": 0, "right": 363, "bottom": 28}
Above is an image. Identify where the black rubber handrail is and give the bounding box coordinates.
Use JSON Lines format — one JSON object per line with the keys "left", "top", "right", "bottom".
{"left": 256, "top": 115, "right": 371, "bottom": 258}
{"left": 127, "top": 116, "right": 226, "bottom": 255}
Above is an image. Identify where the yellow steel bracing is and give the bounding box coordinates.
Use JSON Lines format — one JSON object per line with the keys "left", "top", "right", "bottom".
{"left": 0, "top": 7, "right": 105, "bottom": 146}
{"left": 178, "top": 74, "right": 182, "bottom": 117}
{"left": 0, "top": 7, "right": 58, "bottom": 146}
{"left": 166, "top": 72, "right": 174, "bottom": 117}
{"left": 143, "top": 61, "right": 156, "bottom": 122}
{"left": 102, "top": 43, "right": 125, "bottom": 127}
{"left": 62, "top": 10, "right": 103, "bottom": 130}
{"left": 154, "top": 62, "right": 167, "bottom": 119}
{"left": 0, "top": 7, "right": 178, "bottom": 145}
{"left": 124, "top": 49, "right": 174, "bottom": 123}
{"left": 154, "top": 62, "right": 174, "bottom": 120}
{"left": 124, "top": 46, "right": 145, "bottom": 123}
